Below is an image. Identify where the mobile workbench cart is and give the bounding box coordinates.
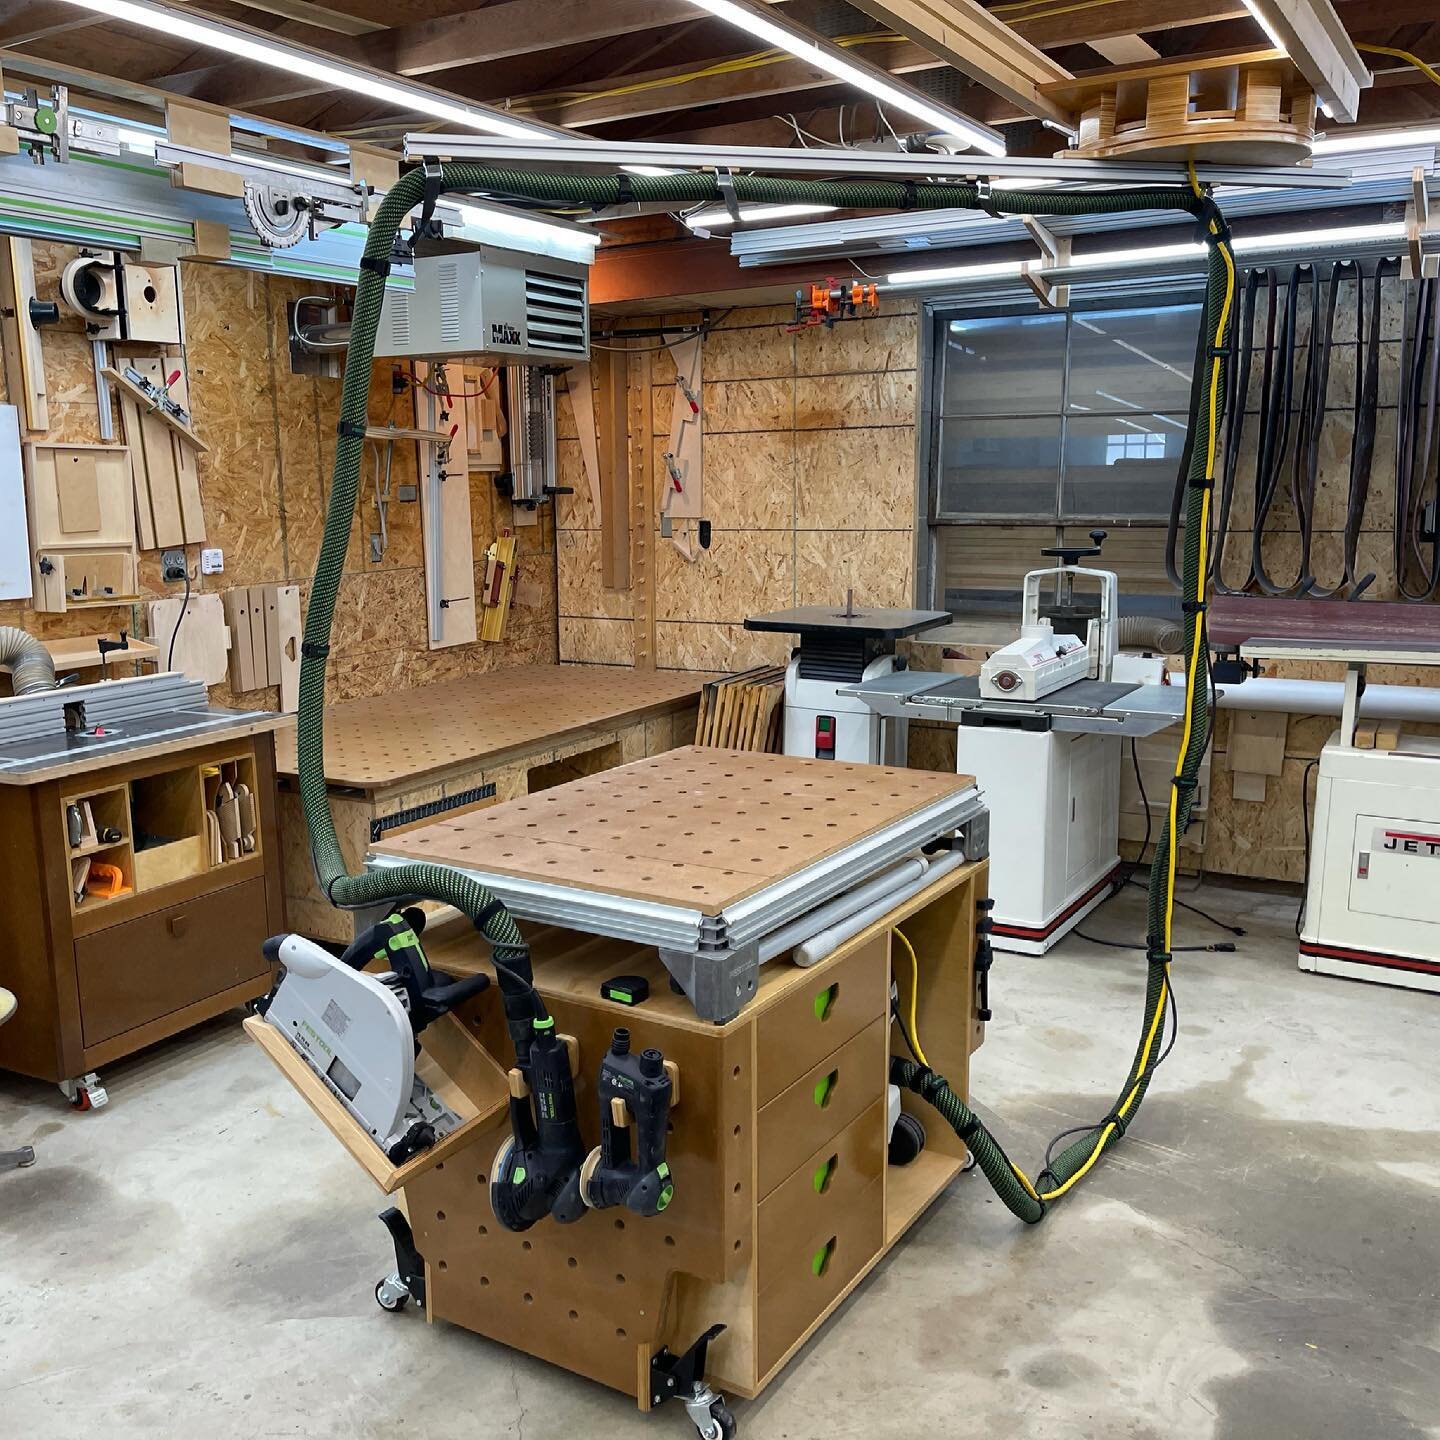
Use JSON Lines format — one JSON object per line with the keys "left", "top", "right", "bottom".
{"left": 248, "top": 749, "right": 990, "bottom": 1437}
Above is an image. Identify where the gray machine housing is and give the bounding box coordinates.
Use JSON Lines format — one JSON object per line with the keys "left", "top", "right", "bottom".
{"left": 375, "top": 240, "right": 589, "bottom": 364}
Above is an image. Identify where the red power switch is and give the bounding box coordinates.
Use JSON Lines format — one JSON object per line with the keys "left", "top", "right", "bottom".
{"left": 815, "top": 715, "right": 836, "bottom": 758}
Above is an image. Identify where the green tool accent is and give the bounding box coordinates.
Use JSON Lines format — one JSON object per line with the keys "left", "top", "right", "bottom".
{"left": 657, "top": 1183, "right": 673, "bottom": 1212}
{"left": 34, "top": 107, "right": 58, "bottom": 135}
{"left": 812, "top": 1070, "right": 837, "bottom": 1109}
{"left": 812, "top": 1155, "right": 838, "bottom": 1194}
{"left": 811, "top": 1238, "right": 836, "bottom": 1278}
{"left": 387, "top": 928, "right": 420, "bottom": 951}
{"left": 813, "top": 984, "right": 838, "bottom": 1022}
{"left": 298, "top": 161, "right": 1228, "bottom": 1230}
{"left": 656, "top": 1162, "right": 670, "bottom": 1179}
{"left": 611, "top": 989, "right": 633, "bottom": 1004}
{"left": 512, "top": 1166, "right": 527, "bottom": 1184}
{"left": 533, "top": 1016, "right": 555, "bottom": 1032}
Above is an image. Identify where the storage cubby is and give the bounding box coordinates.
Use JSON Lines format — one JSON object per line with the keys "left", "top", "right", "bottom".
{"left": 202, "top": 755, "right": 262, "bottom": 867}
{"left": 131, "top": 767, "right": 205, "bottom": 893}
{"left": 62, "top": 785, "right": 134, "bottom": 914}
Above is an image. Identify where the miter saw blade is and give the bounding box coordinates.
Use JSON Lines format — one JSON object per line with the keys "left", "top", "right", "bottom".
{"left": 242, "top": 181, "right": 312, "bottom": 248}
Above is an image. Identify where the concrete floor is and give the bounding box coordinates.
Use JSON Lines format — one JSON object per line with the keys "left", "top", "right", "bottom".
{"left": 3, "top": 877, "right": 1439, "bottom": 1440}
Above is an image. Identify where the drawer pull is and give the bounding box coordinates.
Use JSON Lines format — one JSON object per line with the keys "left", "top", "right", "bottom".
{"left": 812, "top": 1069, "right": 838, "bottom": 1109}
{"left": 812, "top": 1154, "right": 838, "bottom": 1195}
{"left": 812, "top": 983, "right": 838, "bottom": 1022}
{"left": 167, "top": 913, "right": 189, "bottom": 938}
{"left": 810, "top": 1236, "right": 837, "bottom": 1278}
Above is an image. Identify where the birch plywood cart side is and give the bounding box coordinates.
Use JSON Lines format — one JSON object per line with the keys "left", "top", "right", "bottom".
{"left": 407, "top": 858, "right": 986, "bottom": 1417}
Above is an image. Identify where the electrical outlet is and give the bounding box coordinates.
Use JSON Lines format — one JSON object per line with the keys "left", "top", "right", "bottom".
{"left": 200, "top": 547, "right": 224, "bottom": 575}
{"left": 160, "top": 548, "right": 187, "bottom": 582}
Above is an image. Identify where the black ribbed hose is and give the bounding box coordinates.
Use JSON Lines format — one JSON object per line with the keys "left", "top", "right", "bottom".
{"left": 301, "top": 163, "right": 1229, "bottom": 1217}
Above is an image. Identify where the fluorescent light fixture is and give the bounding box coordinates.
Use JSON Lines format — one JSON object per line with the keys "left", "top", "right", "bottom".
{"left": 1314, "top": 126, "right": 1440, "bottom": 155}
{"left": 678, "top": 0, "right": 1005, "bottom": 157}
{"left": 56, "top": 0, "right": 558, "bottom": 139}
{"left": 622, "top": 166, "right": 681, "bottom": 177}
{"left": 455, "top": 202, "right": 601, "bottom": 265}
{"left": 885, "top": 221, "right": 1408, "bottom": 290}
{"left": 886, "top": 259, "right": 1025, "bottom": 287}
{"left": 1233, "top": 220, "right": 1405, "bottom": 251}
{"left": 685, "top": 202, "right": 837, "bottom": 230}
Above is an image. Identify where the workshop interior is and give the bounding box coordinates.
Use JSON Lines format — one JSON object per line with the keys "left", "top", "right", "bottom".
{"left": 1, "top": 0, "right": 1439, "bottom": 1435}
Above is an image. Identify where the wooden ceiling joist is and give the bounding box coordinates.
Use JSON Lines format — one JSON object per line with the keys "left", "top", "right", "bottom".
{"left": 842, "top": 0, "right": 1074, "bottom": 125}
{"left": 1239, "top": 0, "right": 1370, "bottom": 123}
{"left": 155, "top": 0, "right": 700, "bottom": 108}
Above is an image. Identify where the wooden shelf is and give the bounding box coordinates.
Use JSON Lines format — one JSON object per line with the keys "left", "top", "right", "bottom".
{"left": 68, "top": 836, "right": 128, "bottom": 860}
{"left": 885, "top": 1149, "right": 964, "bottom": 1247}
{"left": 44, "top": 635, "right": 160, "bottom": 672}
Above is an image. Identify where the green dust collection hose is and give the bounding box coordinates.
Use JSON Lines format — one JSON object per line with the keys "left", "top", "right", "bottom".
{"left": 300, "top": 162, "right": 1233, "bottom": 1220}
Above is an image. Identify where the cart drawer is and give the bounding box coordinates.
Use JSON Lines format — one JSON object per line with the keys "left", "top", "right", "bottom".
{"left": 755, "top": 932, "right": 888, "bottom": 1106}
{"left": 756, "top": 1176, "right": 884, "bottom": 1377}
{"left": 756, "top": 1017, "right": 886, "bottom": 1197}
{"left": 75, "top": 877, "right": 271, "bottom": 1047}
{"left": 756, "top": 1099, "right": 885, "bottom": 1290}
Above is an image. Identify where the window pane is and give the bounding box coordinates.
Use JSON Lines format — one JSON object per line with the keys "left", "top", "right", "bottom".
{"left": 941, "top": 312, "right": 1066, "bottom": 415}
{"left": 1061, "top": 413, "right": 1186, "bottom": 520}
{"left": 938, "top": 416, "right": 1060, "bottom": 520}
{"left": 1067, "top": 305, "right": 1201, "bottom": 414}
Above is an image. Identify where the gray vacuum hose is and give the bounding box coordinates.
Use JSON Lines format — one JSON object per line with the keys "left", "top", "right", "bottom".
{"left": 0, "top": 626, "right": 57, "bottom": 695}
{"left": 1116, "top": 614, "right": 1185, "bottom": 655}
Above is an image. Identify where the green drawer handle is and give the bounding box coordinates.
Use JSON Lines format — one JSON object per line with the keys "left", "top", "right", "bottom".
{"left": 811, "top": 1237, "right": 837, "bottom": 1278}
{"left": 812, "top": 983, "right": 838, "bottom": 1022}
{"left": 812, "top": 1154, "right": 838, "bottom": 1195}
{"left": 813, "top": 1069, "right": 838, "bottom": 1109}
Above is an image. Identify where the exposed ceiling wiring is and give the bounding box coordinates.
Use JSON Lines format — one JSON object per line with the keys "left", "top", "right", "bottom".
{"left": 1356, "top": 42, "right": 1440, "bottom": 91}
{"left": 504, "top": 32, "right": 902, "bottom": 113}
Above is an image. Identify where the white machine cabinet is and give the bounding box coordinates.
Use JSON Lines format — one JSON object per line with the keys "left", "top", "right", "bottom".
{"left": 835, "top": 536, "right": 1185, "bottom": 954}
{"left": 744, "top": 602, "right": 949, "bottom": 765}
{"left": 1244, "top": 638, "right": 1440, "bottom": 994}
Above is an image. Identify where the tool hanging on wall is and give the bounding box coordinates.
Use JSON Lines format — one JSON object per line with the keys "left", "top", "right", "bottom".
{"left": 1395, "top": 271, "right": 1440, "bottom": 600}
{"left": 110, "top": 358, "right": 207, "bottom": 549}
{"left": 0, "top": 237, "right": 50, "bottom": 434}
{"left": 479, "top": 532, "right": 517, "bottom": 643}
{"left": 1197, "top": 259, "right": 1389, "bottom": 600}
{"left": 499, "top": 366, "right": 567, "bottom": 525}
{"left": 661, "top": 334, "right": 705, "bottom": 561}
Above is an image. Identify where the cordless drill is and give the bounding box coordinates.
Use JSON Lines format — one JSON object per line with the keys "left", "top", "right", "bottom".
{"left": 581, "top": 1027, "right": 675, "bottom": 1218}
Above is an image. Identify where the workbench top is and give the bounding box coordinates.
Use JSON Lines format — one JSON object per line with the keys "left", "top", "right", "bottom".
{"left": 371, "top": 745, "right": 977, "bottom": 914}
{"left": 273, "top": 664, "right": 717, "bottom": 790}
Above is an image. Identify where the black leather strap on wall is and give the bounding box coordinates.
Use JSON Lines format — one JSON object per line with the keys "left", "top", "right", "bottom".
{"left": 1396, "top": 270, "right": 1440, "bottom": 600}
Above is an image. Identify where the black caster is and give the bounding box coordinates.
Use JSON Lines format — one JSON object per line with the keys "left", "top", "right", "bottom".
{"left": 375, "top": 1274, "right": 410, "bottom": 1312}
{"left": 697, "top": 1397, "right": 737, "bottom": 1440}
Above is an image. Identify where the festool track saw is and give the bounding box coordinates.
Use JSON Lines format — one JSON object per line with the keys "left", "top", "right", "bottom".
{"left": 256, "top": 909, "right": 490, "bottom": 1163}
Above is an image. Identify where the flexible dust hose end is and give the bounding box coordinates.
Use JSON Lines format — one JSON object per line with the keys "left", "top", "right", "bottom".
{"left": 0, "top": 625, "right": 57, "bottom": 696}
{"left": 890, "top": 1057, "right": 1044, "bottom": 1225}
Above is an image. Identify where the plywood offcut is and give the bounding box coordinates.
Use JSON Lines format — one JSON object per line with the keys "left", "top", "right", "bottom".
{"left": 273, "top": 664, "right": 715, "bottom": 788}
{"left": 374, "top": 746, "right": 976, "bottom": 914}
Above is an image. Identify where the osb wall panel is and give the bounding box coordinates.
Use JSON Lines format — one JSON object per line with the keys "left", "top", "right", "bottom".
{"left": 0, "top": 245, "right": 555, "bottom": 712}
{"left": 557, "top": 303, "right": 918, "bottom": 672}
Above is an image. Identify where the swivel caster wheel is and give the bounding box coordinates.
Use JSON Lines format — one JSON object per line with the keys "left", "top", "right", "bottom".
{"left": 59, "top": 1074, "right": 108, "bottom": 1111}
{"left": 374, "top": 1273, "right": 410, "bottom": 1312}
{"left": 683, "top": 1386, "right": 736, "bottom": 1440}
{"left": 699, "top": 1399, "right": 736, "bottom": 1440}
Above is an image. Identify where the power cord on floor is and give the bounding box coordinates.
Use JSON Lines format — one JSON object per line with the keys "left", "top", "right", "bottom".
{"left": 1296, "top": 756, "right": 1321, "bottom": 937}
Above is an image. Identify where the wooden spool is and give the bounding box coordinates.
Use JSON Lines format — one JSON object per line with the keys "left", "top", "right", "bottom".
{"left": 1043, "top": 49, "right": 1317, "bottom": 166}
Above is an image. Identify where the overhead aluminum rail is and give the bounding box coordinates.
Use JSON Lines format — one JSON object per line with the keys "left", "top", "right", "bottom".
{"left": 404, "top": 133, "right": 1352, "bottom": 189}
{"left": 730, "top": 144, "right": 1426, "bottom": 268}
{"left": 367, "top": 783, "right": 988, "bottom": 1022}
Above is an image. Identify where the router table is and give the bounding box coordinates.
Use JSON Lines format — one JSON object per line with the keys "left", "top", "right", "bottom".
{"left": 273, "top": 664, "right": 716, "bottom": 943}
{"left": 249, "top": 748, "right": 991, "bottom": 1433}
{"left": 0, "top": 672, "right": 288, "bottom": 1105}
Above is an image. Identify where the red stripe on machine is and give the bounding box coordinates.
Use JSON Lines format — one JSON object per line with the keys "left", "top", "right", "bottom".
{"left": 993, "top": 868, "right": 1122, "bottom": 941}
{"left": 1299, "top": 941, "right": 1440, "bottom": 977}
